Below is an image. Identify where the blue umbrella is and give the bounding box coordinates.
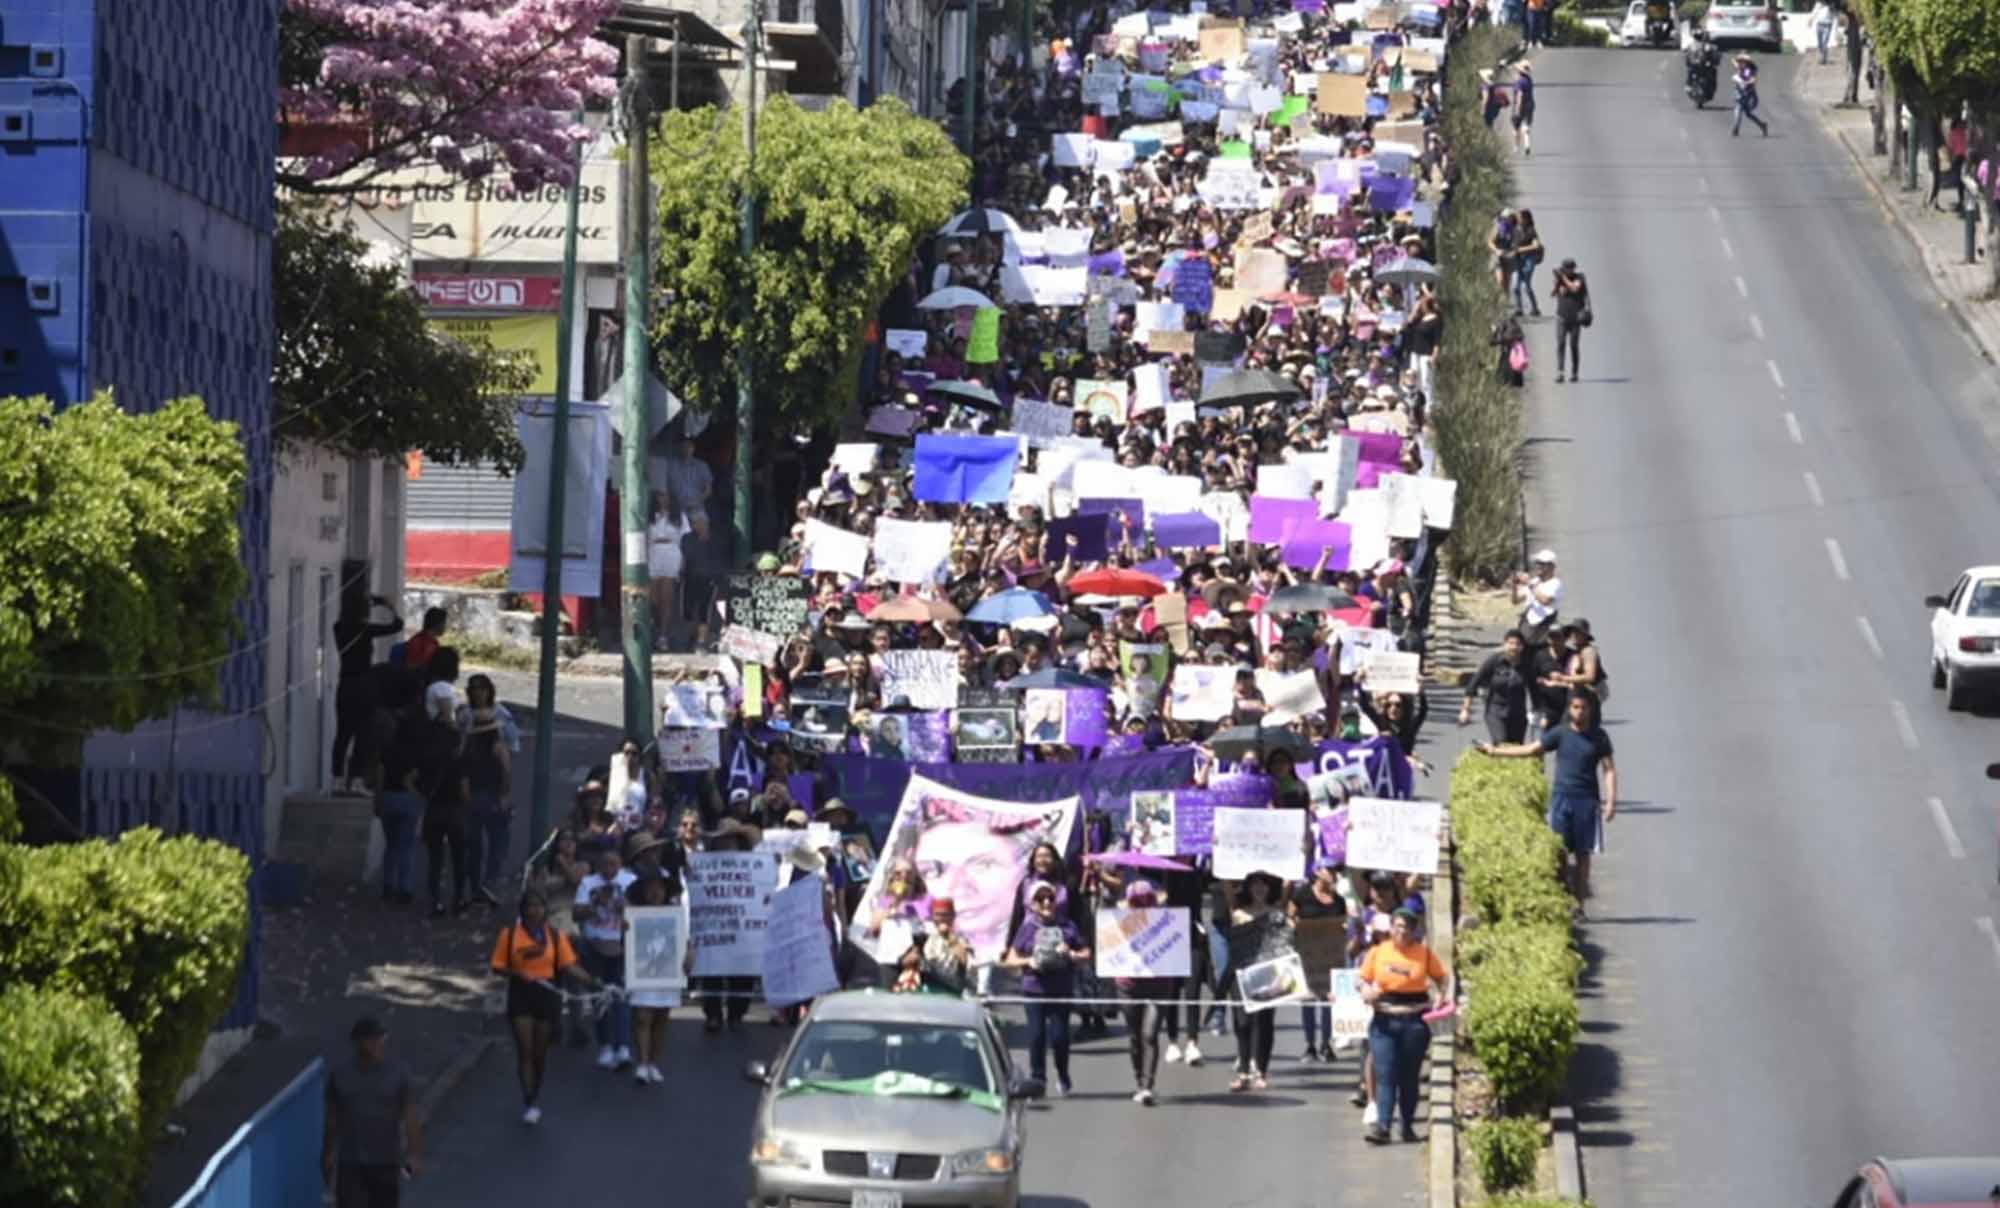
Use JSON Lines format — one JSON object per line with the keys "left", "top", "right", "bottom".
{"left": 966, "top": 587, "right": 1057, "bottom": 625}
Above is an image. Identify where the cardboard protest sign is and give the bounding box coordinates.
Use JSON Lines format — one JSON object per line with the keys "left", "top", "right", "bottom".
{"left": 871, "top": 517, "right": 954, "bottom": 585}
{"left": 1146, "top": 329, "right": 1195, "bottom": 355}
{"left": 912, "top": 435, "right": 1019, "bottom": 505}
{"left": 688, "top": 850, "right": 778, "bottom": 976}
{"left": 1362, "top": 649, "right": 1421, "bottom": 695}
{"left": 762, "top": 875, "right": 840, "bottom": 1007}
{"left": 1096, "top": 907, "right": 1193, "bottom": 978}
{"left": 1212, "top": 807, "right": 1307, "bottom": 881}
{"left": 1317, "top": 74, "right": 1370, "bottom": 116}
{"left": 852, "top": 775, "right": 1078, "bottom": 962}
{"left": 1169, "top": 664, "right": 1234, "bottom": 722}
{"left": 1345, "top": 797, "right": 1443, "bottom": 875}
{"left": 658, "top": 727, "right": 721, "bottom": 771}
{"left": 1198, "top": 22, "right": 1245, "bottom": 61}
{"left": 878, "top": 649, "right": 961, "bottom": 711}
{"left": 1235, "top": 248, "right": 1289, "bottom": 296}
{"left": 1237, "top": 952, "right": 1310, "bottom": 1012}
{"left": 1294, "top": 917, "right": 1346, "bottom": 996}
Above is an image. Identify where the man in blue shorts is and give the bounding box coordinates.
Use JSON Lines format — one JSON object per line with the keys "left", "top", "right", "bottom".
{"left": 1476, "top": 688, "right": 1617, "bottom": 913}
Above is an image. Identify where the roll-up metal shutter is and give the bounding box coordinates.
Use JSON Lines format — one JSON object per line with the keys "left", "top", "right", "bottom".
{"left": 404, "top": 459, "right": 516, "bottom": 530}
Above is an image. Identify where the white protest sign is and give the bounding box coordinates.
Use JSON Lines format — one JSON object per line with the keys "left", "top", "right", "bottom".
{"left": 1337, "top": 626, "right": 1401, "bottom": 677}
{"left": 1212, "top": 807, "right": 1307, "bottom": 881}
{"left": 1012, "top": 398, "right": 1076, "bottom": 447}
{"left": 883, "top": 329, "right": 927, "bottom": 360}
{"left": 1132, "top": 362, "right": 1171, "bottom": 414}
{"left": 1092, "top": 139, "right": 1138, "bottom": 174}
{"left": 878, "top": 649, "right": 961, "bottom": 710}
{"left": 1257, "top": 461, "right": 1316, "bottom": 500}
{"left": 1043, "top": 226, "right": 1092, "bottom": 265}
{"left": 1256, "top": 668, "right": 1324, "bottom": 717}
{"left": 804, "top": 518, "right": 869, "bottom": 579}
{"left": 871, "top": 517, "right": 953, "bottom": 585}
{"left": 1362, "top": 649, "right": 1421, "bottom": 695}
{"left": 1053, "top": 131, "right": 1095, "bottom": 167}
{"left": 1165, "top": 401, "right": 1198, "bottom": 433}
{"left": 660, "top": 682, "right": 727, "bottom": 729}
{"left": 1095, "top": 907, "right": 1193, "bottom": 978}
{"left": 1169, "top": 665, "right": 1235, "bottom": 722}
{"left": 831, "top": 442, "right": 879, "bottom": 476}
{"left": 1083, "top": 60, "right": 1126, "bottom": 104}
{"left": 1134, "top": 300, "right": 1185, "bottom": 343}
{"left": 1330, "top": 969, "right": 1372, "bottom": 1040}
{"left": 1024, "top": 264, "right": 1089, "bottom": 307}
{"left": 720, "top": 624, "right": 782, "bottom": 666}
{"left": 1198, "top": 160, "right": 1263, "bottom": 211}
{"left": 762, "top": 874, "right": 841, "bottom": 1008}
{"left": 1009, "top": 470, "right": 1050, "bottom": 514}
{"left": 1417, "top": 476, "right": 1458, "bottom": 530}
{"left": 1337, "top": 488, "right": 1391, "bottom": 570}
{"left": 1377, "top": 472, "right": 1425, "bottom": 540}
{"left": 657, "top": 727, "right": 721, "bottom": 771}
{"left": 1139, "top": 473, "right": 1204, "bottom": 517}
{"left": 688, "top": 850, "right": 778, "bottom": 976}
{"left": 1197, "top": 491, "right": 1251, "bottom": 543}
{"left": 1345, "top": 797, "right": 1443, "bottom": 875}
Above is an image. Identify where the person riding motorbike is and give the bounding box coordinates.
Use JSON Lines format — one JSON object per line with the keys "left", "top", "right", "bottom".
{"left": 1684, "top": 30, "right": 1720, "bottom": 106}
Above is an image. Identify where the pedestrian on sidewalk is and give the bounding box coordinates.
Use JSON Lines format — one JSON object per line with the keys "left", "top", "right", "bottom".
{"left": 460, "top": 694, "right": 510, "bottom": 905}
{"left": 1731, "top": 53, "right": 1769, "bottom": 137}
{"left": 1512, "top": 549, "right": 1564, "bottom": 644}
{"left": 1932, "top": 116, "right": 1969, "bottom": 212}
{"left": 490, "top": 889, "right": 601, "bottom": 1124}
{"left": 1511, "top": 62, "right": 1536, "bottom": 156}
{"left": 1477, "top": 688, "right": 1618, "bottom": 910}
{"left": 1512, "top": 209, "right": 1545, "bottom": 316}
{"left": 1810, "top": 0, "right": 1835, "bottom": 64}
{"left": 323, "top": 1017, "right": 420, "bottom": 1208}
{"left": 1551, "top": 260, "right": 1590, "bottom": 382}
{"left": 1841, "top": 7, "right": 1864, "bottom": 103}
{"left": 1358, "top": 909, "right": 1449, "bottom": 1145}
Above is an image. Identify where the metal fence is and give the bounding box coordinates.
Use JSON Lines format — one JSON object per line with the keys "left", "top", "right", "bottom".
{"left": 169, "top": 1058, "right": 324, "bottom": 1208}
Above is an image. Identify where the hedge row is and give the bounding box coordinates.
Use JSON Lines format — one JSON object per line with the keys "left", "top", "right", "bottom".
{"left": 0, "top": 828, "right": 250, "bottom": 1206}
{"left": 1450, "top": 752, "right": 1582, "bottom": 1187}
{"left": 0, "top": 985, "right": 144, "bottom": 1207}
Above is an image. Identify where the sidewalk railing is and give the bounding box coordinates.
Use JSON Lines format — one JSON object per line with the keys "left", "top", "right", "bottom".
{"left": 171, "top": 1059, "right": 325, "bottom": 1208}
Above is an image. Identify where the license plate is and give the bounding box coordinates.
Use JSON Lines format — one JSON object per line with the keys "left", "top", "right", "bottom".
{"left": 854, "top": 1193, "right": 904, "bottom": 1208}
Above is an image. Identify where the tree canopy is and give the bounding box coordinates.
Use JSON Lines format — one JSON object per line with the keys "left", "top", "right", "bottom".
{"left": 649, "top": 97, "right": 970, "bottom": 437}
{"left": 278, "top": 0, "right": 619, "bottom": 195}
{"left": 1863, "top": 0, "right": 2000, "bottom": 110}
{"left": 0, "top": 396, "right": 248, "bottom": 759}
{"left": 274, "top": 200, "right": 533, "bottom": 471}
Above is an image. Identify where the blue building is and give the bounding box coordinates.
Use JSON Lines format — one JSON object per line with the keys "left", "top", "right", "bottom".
{"left": 0, "top": 0, "right": 279, "bottom": 1043}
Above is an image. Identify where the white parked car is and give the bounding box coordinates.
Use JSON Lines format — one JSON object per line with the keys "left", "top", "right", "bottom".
{"left": 1617, "top": 1, "right": 1649, "bottom": 45}
{"left": 1926, "top": 566, "right": 2000, "bottom": 709}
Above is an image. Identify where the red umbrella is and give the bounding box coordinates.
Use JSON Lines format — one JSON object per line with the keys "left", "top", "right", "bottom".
{"left": 1067, "top": 568, "right": 1168, "bottom": 598}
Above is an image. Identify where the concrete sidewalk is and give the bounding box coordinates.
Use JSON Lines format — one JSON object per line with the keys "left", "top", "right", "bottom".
{"left": 1794, "top": 56, "right": 2000, "bottom": 365}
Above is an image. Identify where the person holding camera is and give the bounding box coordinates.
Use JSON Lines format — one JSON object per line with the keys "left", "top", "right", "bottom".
{"left": 1551, "top": 259, "right": 1591, "bottom": 383}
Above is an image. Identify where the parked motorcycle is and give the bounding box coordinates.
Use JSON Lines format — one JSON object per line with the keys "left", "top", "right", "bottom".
{"left": 1685, "top": 38, "right": 1719, "bottom": 107}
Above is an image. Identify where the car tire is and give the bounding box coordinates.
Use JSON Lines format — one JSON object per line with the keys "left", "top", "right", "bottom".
{"left": 1946, "top": 664, "right": 1971, "bottom": 711}
{"left": 1933, "top": 658, "right": 1947, "bottom": 689}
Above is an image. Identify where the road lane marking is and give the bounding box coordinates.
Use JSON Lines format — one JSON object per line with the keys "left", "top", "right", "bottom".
{"left": 1856, "top": 615, "right": 1881, "bottom": 658}
{"left": 1825, "top": 538, "right": 1850, "bottom": 581}
{"left": 1733, "top": 275, "right": 1748, "bottom": 297}
{"left": 1720, "top": 236, "right": 1735, "bottom": 259}
{"left": 1697, "top": 175, "right": 1711, "bottom": 194}
{"left": 1890, "top": 699, "right": 1917, "bottom": 748}
{"left": 1707, "top": 204, "right": 1721, "bottom": 223}
{"left": 1784, "top": 411, "right": 1803, "bottom": 443}
{"left": 1749, "top": 312, "right": 1764, "bottom": 340}
{"left": 1803, "top": 471, "right": 1823, "bottom": 506}
{"left": 1927, "top": 796, "right": 1966, "bottom": 859}
{"left": 1976, "top": 918, "right": 2000, "bottom": 968}
{"left": 1767, "top": 359, "right": 1785, "bottom": 389}
{"left": 1680, "top": 126, "right": 1690, "bottom": 142}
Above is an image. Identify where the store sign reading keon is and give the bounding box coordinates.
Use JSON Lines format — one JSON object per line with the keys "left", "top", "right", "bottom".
{"left": 414, "top": 274, "right": 561, "bottom": 311}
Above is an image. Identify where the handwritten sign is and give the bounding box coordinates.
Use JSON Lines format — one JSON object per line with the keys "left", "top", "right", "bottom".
{"left": 1345, "top": 797, "right": 1443, "bottom": 875}
{"left": 1212, "top": 807, "right": 1306, "bottom": 881}
{"left": 1096, "top": 907, "right": 1193, "bottom": 978}
{"left": 878, "top": 649, "right": 961, "bottom": 711}
{"left": 762, "top": 874, "right": 841, "bottom": 1008}
{"left": 1362, "top": 650, "right": 1421, "bottom": 695}
{"left": 720, "top": 624, "right": 781, "bottom": 666}
{"left": 658, "top": 727, "right": 721, "bottom": 771}
{"left": 723, "top": 573, "right": 810, "bottom": 640}
{"left": 688, "top": 851, "right": 778, "bottom": 976}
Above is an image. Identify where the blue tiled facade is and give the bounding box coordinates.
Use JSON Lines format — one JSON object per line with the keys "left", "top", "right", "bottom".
{"left": 1, "top": 0, "right": 279, "bottom": 1029}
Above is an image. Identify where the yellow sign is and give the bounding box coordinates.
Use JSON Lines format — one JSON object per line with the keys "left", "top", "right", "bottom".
{"left": 427, "top": 315, "right": 558, "bottom": 395}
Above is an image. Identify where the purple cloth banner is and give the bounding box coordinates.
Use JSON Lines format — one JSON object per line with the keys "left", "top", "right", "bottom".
{"left": 1087, "top": 250, "right": 1127, "bottom": 277}
{"left": 1155, "top": 511, "right": 1223, "bottom": 549}
{"left": 1172, "top": 772, "right": 1275, "bottom": 854}
{"left": 1065, "top": 689, "right": 1110, "bottom": 748}
{"left": 1217, "top": 736, "right": 1413, "bottom": 801}
{"left": 1249, "top": 496, "right": 1349, "bottom": 567}
{"left": 822, "top": 748, "right": 1199, "bottom": 844}
{"left": 1369, "top": 175, "right": 1418, "bottom": 214}
{"left": 1044, "top": 511, "right": 1115, "bottom": 563}
{"left": 1078, "top": 497, "right": 1146, "bottom": 546}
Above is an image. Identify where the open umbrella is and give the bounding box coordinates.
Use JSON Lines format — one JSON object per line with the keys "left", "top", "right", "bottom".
{"left": 1198, "top": 368, "right": 1302, "bottom": 409}
{"left": 868, "top": 596, "right": 961, "bottom": 623}
{"left": 1085, "top": 851, "right": 1196, "bottom": 872}
{"left": 938, "top": 208, "right": 1024, "bottom": 239}
{"left": 966, "top": 587, "right": 1058, "bottom": 625}
{"left": 1377, "top": 258, "right": 1440, "bottom": 289}
{"left": 928, "top": 380, "right": 1005, "bottom": 411}
{"left": 1067, "top": 568, "right": 1169, "bottom": 598}
{"left": 917, "top": 286, "right": 998, "bottom": 310}
{"left": 1009, "top": 667, "right": 1110, "bottom": 692}
{"left": 1264, "top": 583, "right": 1361, "bottom": 614}
{"left": 1206, "top": 723, "right": 1316, "bottom": 766}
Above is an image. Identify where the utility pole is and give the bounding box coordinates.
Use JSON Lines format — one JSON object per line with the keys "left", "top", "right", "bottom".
{"left": 620, "top": 34, "right": 657, "bottom": 746}
{"left": 528, "top": 128, "right": 586, "bottom": 850}
{"left": 734, "top": 1, "right": 761, "bottom": 564}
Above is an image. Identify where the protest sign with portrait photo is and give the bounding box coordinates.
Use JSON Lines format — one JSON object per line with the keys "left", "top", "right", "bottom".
{"left": 1236, "top": 952, "right": 1310, "bottom": 1012}
{"left": 1129, "top": 790, "right": 1177, "bottom": 856}
{"left": 953, "top": 688, "right": 1020, "bottom": 763}
{"left": 788, "top": 676, "right": 850, "bottom": 754}
{"left": 625, "top": 903, "right": 690, "bottom": 995}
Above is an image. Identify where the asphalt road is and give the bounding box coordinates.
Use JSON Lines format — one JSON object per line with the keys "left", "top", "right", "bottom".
{"left": 1512, "top": 48, "right": 2000, "bottom": 1208}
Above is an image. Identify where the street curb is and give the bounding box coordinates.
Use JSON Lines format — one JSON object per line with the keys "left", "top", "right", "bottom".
{"left": 1551, "top": 1102, "right": 1585, "bottom": 1201}
{"left": 1429, "top": 835, "right": 1457, "bottom": 1208}
{"left": 415, "top": 1035, "right": 497, "bottom": 1130}
{"left": 1797, "top": 67, "right": 1999, "bottom": 367}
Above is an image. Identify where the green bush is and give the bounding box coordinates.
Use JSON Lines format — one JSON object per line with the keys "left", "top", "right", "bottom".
{"left": 1463, "top": 941, "right": 1580, "bottom": 1111}
{"left": 1550, "top": 10, "right": 1614, "bottom": 44}
{"left": 0, "top": 984, "right": 145, "bottom": 1207}
{"left": 1458, "top": 922, "right": 1582, "bottom": 991}
{"left": 0, "top": 778, "right": 16, "bottom": 842}
{"left": 0, "top": 829, "right": 250, "bottom": 1145}
{"left": 1452, "top": 756, "right": 1571, "bottom": 928}
{"left": 1468, "top": 1114, "right": 1544, "bottom": 1193}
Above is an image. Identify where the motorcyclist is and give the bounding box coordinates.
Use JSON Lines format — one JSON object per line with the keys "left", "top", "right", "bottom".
{"left": 1684, "top": 29, "right": 1720, "bottom": 103}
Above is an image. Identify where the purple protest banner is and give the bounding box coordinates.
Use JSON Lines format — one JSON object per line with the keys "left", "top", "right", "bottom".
{"left": 1369, "top": 175, "right": 1418, "bottom": 214}
{"left": 1218, "top": 736, "right": 1414, "bottom": 801}
{"left": 822, "top": 748, "right": 1198, "bottom": 839}
{"left": 790, "top": 772, "right": 818, "bottom": 810}
{"left": 1155, "top": 511, "right": 1222, "bottom": 549}
{"left": 1172, "top": 790, "right": 1214, "bottom": 854}
{"left": 1078, "top": 497, "right": 1146, "bottom": 547}
{"left": 1137, "top": 556, "right": 1181, "bottom": 582}
{"left": 1172, "top": 256, "right": 1214, "bottom": 314}
{"left": 1087, "top": 250, "right": 1127, "bottom": 277}
{"left": 1044, "top": 511, "right": 1115, "bottom": 562}
{"left": 1248, "top": 495, "right": 1319, "bottom": 545}
{"left": 1064, "top": 689, "right": 1110, "bottom": 748}
{"left": 1316, "top": 807, "right": 1348, "bottom": 868}
{"left": 1101, "top": 734, "right": 1148, "bottom": 759}
{"left": 1282, "top": 520, "right": 1351, "bottom": 572}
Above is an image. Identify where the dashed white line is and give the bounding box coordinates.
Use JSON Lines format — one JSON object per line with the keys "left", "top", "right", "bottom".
{"left": 1856, "top": 615, "right": 1882, "bottom": 659}
{"left": 1707, "top": 204, "right": 1722, "bottom": 223}
{"left": 1889, "top": 699, "right": 1917, "bottom": 749}
{"left": 1784, "top": 411, "right": 1803, "bottom": 443}
{"left": 1720, "top": 236, "right": 1735, "bottom": 260}
{"left": 1826, "top": 538, "right": 1851, "bottom": 581}
{"left": 1733, "top": 275, "right": 1749, "bottom": 298}
{"left": 1767, "top": 359, "right": 1785, "bottom": 390}
{"left": 1927, "top": 796, "right": 1966, "bottom": 859}
{"left": 1976, "top": 917, "right": 2000, "bottom": 968}
{"left": 1803, "top": 470, "right": 1824, "bottom": 506}
{"left": 1749, "top": 313, "right": 1765, "bottom": 340}
{"left": 1697, "top": 175, "right": 1711, "bottom": 194}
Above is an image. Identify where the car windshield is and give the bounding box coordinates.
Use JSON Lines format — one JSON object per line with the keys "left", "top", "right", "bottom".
{"left": 1966, "top": 581, "right": 2000, "bottom": 618}
{"left": 779, "top": 1020, "right": 996, "bottom": 1096}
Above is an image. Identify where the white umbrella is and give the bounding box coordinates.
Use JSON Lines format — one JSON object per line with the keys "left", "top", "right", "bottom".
{"left": 917, "top": 286, "right": 998, "bottom": 310}
{"left": 938, "top": 208, "right": 1024, "bottom": 239}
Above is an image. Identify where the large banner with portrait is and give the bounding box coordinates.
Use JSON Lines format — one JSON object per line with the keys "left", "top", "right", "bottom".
{"left": 850, "top": 775, "right": 1080, "bottom": 965}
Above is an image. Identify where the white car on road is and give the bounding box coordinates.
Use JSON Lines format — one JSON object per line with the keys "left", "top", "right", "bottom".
{"left": 1926, "top": 566, "right": 2000, "bottom": 709}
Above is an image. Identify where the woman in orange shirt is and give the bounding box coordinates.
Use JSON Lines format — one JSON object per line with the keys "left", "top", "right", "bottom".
{"left": 491, "top": 889, "right": 601, "bottom": 1125}
{"left": 1358, "top": 907, "right": 1450, "bottom": 1145}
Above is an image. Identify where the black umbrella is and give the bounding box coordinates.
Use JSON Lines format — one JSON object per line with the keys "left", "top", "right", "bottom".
{"left": 1198, "top": 368, "right": 1302, "bottom": 409}
{"left": 1008, "top": 667, "right": 1110, "bottom": 692}
{"left": 928, "top": 379, "right": 1005, "bottom": 412}
{"left": 1264, "top": 583, "right": 1361, "bottom": 614}
{"left": 1206, "top": 723, "right": 1315, "bottom": 766}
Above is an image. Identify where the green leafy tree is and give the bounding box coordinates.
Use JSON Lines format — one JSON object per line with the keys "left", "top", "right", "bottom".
{"left": 649, "top": 97, "right": 970, "bottom": 435}
{"left": 1866, "top": 0, "right": 2000, "bottom": 110}
{"left": 0, "top": 396, "right": 248, "bottom": 759}
{"left": 274, "top": 200, "right": 533, "bottom": 470}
